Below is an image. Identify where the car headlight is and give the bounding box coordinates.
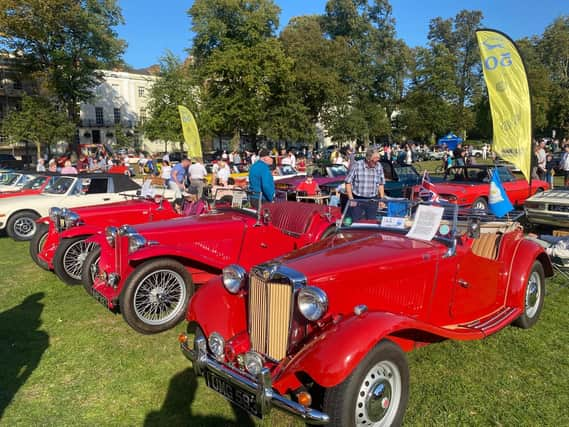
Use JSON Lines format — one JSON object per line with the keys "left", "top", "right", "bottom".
{"left": 222, "top": 264, "right": 247, "bottom": 294}
{"left": 64, "top": 211, "right": 81, "bottom": 228}
{"left": 208, "top": 332, "right": 225, "bottom": 360}
{"left": 105, "top": 226, "right": 119, "bottom": 247}
{"left": 244, "top": 351, "right": 264, "bottom": 376}
{"left": 128, "top": 233, "right": 147, "bottom": 253}
{"left": 298, "top": 286, "right": 328, "bottom": 321}
{"left": 49, "top": 207, "right": 62, "bottom": 222}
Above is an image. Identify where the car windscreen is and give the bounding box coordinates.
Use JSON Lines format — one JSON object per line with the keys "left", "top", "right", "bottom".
{"left": 0, "top": 172, "right": 21, "bottom": 185}
{"left": 43, "top": 176, "right": 76, "bottom": 194}
{"left": 22, "top": 176, "right": 48, "bottom": 190}
{"left": 328, "top": 165, "right": 348, "bottom": 177}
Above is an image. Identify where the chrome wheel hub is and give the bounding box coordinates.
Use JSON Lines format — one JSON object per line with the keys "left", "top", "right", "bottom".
{"left": 133, "top": 269, "right": 187, "bottom": 326}
{"left": 355, "top": 360, "right": 401, "bottom": 426}
{"left": 14, "top": 217, "right": 36, "bottom": 238}
{"left": 525, "top": 271, "right": 541, "bottom": 318}
{"left": 63, "top": 240, "right": 97, "bottom": 280}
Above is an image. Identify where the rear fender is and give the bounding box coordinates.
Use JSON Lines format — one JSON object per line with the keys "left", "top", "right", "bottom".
{"left": 277, "top": 312, "right": 436, "bottom": 389}
{"left": 506, "top": 238, "right": 553, "bottom": 308}
{"left": 187, "top": 277, "right": 248, "bottom": 339}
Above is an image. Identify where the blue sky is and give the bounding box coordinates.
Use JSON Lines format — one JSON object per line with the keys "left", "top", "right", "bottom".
{"left": 117, "top": 0, "right": 568, "bottom": 69}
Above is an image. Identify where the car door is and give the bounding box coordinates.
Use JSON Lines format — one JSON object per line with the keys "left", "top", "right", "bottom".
{"left": 236, "top": 220, "right": 298, "bottom": 268}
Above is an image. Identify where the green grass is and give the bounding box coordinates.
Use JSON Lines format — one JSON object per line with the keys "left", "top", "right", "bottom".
{"left": 0, "top": 238, "right": 568, "bottom": 426}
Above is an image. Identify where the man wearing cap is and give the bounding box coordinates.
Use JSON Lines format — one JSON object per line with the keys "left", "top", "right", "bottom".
{"left": 248, "top": 149, "right": 275, "bottom": 209}
{"left": 345, "top": 147, "right": 385, "bottom": 220}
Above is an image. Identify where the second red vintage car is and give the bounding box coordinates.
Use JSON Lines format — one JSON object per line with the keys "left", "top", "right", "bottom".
{"left": 85, "top": 190, "right": 341, "bottom": 334}
{"left": 180, "top": 199, "right": 552, "bottom": 426}
{"left": 412, "top": 165, "right": 549, "bottom": 210}
{"left": 30, "top": 195, "right": 181, "bottom": 285}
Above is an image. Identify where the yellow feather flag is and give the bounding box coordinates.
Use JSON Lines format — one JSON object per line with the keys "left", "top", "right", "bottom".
{"left": 178, "top": 105, "right": 202, "bottom": 159}
{"left": 476, "top": 29, "right": 532, "bottom": 182}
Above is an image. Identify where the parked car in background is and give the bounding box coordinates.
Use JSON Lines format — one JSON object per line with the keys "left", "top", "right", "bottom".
{"left": 0, "top": 173, "right": 140, "bottom": 241}
{"left": 180, "top": 200, "right": 551, "bottom": 426}
{"left": 0, "top": 154, "right": 26, "bottom": 169}
{"left": 31, "top": 196, "right": 182, "bottom": 285}
{"left": 0, "top": 174, "right": 58, "bottom": 200}
{"left": 0, "top": 171, "right": 36, "bottom": 193}
{"left": 275, "top": 164, "right": 348, "bottom": 198}
{"left": 524, "top": 188, "right": 569, "bottom": 228}
{"left": 412, "top": 165, "right": 549, "bottom": 210}
{"left": 85, "top": 189, "right": 340, "bottom": 334}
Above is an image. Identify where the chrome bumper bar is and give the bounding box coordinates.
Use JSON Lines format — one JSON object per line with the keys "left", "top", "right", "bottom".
{"left": 180, "top": 337, "right": 329, "bottom": 425}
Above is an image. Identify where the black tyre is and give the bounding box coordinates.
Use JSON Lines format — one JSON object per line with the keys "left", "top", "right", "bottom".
{"left": 513, "top": 261, "right": 545, "bottom": 329}
{"left": 322, "top": 339, "right": 410, "bottom": 427}
{"left": 29, "top": 223, "right": 50, "bottom": 270}
{"left": 7, "top": 211, "right": 40, "bottom": 241}
{"left": 53, "top": 236, "right": 97, "bottom": 285}
{"left": 81, "top": 246, "right": 101, "bottom": 295}
{"left": 472, "top": 197, "right": 488, "bottom": 211}
{"left": 120, "top": 258, "right": 194, "bottom": 334}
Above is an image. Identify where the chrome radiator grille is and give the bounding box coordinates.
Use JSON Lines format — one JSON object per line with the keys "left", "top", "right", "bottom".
{"left": 249, "top": 274, "right": 293, "bottom": 361}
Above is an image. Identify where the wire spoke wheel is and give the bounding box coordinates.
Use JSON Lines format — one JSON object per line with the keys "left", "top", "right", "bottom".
{"left": 355, "top": 360, "right": 402, "bottom": 426}
{"left": 133, "top": 269, "right": 187, "bottom": 326}
{"left": 63, "top": 240, "right": 97, "bottom": 280}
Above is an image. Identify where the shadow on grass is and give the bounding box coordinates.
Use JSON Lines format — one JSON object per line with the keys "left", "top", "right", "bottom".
{"left": 144, "top": 368, "right": 255, "bottom": 427}
{"left": 0, "top": 292, "right": 49, "bottom": 419}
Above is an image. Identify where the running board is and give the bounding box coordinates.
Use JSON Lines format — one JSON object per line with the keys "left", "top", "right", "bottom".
{"left": 460, "top": 306, "right": 520, "bottom": 335}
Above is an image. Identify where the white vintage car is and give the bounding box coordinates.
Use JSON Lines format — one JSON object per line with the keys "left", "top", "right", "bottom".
{"left": 0, "top": 173, "right": 141, "bottom": 240}
{"left": 524, "top": 188, "right": 569, "bottom": 228}
{"left": 0, "top": 171, "right": 36, "bottom": 193}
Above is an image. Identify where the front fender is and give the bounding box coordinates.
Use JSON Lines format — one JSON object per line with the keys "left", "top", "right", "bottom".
{"left": 506, "top": 238, "right": 553, "bottom": 308}
{"left": 187, "top": 277, "right": 248, "bottom": 340}
{"left": 277, "top": 312, "right": 434, "bottom": 389}
{"left": 59, "top": 224, "right": 103, "bottom": 239}
{"left": 128, "top": 245, "right": 229, "bottom": 271}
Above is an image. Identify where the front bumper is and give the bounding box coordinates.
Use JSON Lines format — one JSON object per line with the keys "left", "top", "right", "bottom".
{"left": 525, "top": 209, "right": 569, "bottom": 227}
{"left": 180, "top": 337, "right": 329, "bottom": 425}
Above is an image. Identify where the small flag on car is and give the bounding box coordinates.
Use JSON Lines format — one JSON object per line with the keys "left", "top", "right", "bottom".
{"left": 419, "top": 171, "right": 440, "bottom": 202}
{"left": 489, "top": 168, "right": 513, "bottom": 217}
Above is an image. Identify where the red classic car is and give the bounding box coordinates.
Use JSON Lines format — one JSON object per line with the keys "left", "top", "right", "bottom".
{"left": 412, "top": 165, "right": 549, "bottom": 210}
{"left": 86, "top": 190, "right": 340, "bottom": 334}
{"left": 30, "top": 196, "right": 181, "bottom": 285}
{"left": 0, "top": 173, "right": 57, "bottom": 199}
{"left": 180, "top": 199, "right": 552, "bottom": 426}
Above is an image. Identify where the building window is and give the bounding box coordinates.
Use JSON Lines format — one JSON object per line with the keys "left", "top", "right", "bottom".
{"left": 113, "top": 107, "right": 121, "bottom": 124}
{"left": 138, "top": 87, "right": 145, "bottom": 97}
{"left": 95, "top": 107, "right": 104, "bottom": 125}
{"left": 139, "top": 108, "right": 146, "bottom": 124}
{"left": 13, "top": 79, "right": 22, "bottom": 90}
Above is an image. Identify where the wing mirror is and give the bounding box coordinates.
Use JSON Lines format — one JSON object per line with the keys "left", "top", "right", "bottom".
{"left": 468, "top": 218, "right": 481, "bottom": 238}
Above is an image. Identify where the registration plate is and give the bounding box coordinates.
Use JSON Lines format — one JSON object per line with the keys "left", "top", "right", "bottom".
{"left": 91, "top": 287, "right": 109, "bottom": 308}
{"left": 205, "top": 371, "right": 261, "bottom": 418}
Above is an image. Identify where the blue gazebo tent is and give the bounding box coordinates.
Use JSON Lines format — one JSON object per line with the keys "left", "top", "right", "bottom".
{"left": 437, "top": 133, "right": 463, "bottom": 150}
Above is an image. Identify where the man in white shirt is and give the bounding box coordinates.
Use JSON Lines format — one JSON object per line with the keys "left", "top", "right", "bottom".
{"left": 536, "top": 140, "right": 547, "bottom": 180}
{"left": 188, "top": 158, "right": 208, "bottom": 199}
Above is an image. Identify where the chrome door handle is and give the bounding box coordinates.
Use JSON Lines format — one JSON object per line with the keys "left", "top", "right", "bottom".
{"left": 458, "top": 279, "right": 469, "bottom": 288}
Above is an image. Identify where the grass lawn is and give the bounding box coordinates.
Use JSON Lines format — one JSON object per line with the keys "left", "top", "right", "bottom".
{"left": 1, "top": 229, "right": 568, "bottom": 425}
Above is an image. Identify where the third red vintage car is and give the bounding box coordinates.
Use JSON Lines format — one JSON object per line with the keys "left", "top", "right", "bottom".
{"left": 85, "top": 190, "right": 341, "bottom": 334}
{"left": 180, "top": 199, "right": 552, "bottom": 426}
{"left": 30, "top": 195, "right": 181, "bottom": 285}
{"left": 412, "top": 165, "right": 549, "bottom": 210}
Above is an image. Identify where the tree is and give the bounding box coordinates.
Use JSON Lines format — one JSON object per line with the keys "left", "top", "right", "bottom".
{"left": 143, "top": 53, "right": 197, "bottom": 153}
{"left": 0, "top": 0, "right": 126, "bottom": 123}
{"left": 1, "top": 95, "right": 75, "bottom": 160}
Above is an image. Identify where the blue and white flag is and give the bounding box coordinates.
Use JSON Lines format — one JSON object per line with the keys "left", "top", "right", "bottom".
{"left": 489, "top": 168, "right": 513, "bottom": 217}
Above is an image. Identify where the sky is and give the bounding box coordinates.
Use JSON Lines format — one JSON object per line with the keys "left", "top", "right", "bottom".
{"left": 117, "top": 0, "right": 568, "bottom": 69}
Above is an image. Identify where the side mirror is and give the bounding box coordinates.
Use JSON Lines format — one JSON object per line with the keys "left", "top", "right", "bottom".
{"left": 468, "top": 218, "right": 481, "bottom": 238}
{"left": 263, "top": 208, "right": 271, "bottom": 225}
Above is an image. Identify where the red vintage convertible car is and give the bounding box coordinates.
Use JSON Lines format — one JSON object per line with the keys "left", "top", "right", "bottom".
{"left": 30, "top": 195, "right": 181, "bottom": 285}
{"left": 412, "top": 165, "right": 549, "bottom": 210}
{"left": 85, "top": 190, "right": 340, "bottom": 334}
{"left": 180, "top": 199, "right": 552, "bottom": 426}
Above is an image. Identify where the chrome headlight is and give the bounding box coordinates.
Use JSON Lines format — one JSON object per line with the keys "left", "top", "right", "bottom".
{"left": 298, "top": 286, "right": 328, "bottom": 321}
{"left": 128, "top": 233, "right": 147, "bottom": 253}
{"left": 64, "top": 211, "right": 81, "bottom": 228}
{"left": 208, "top": 332, "right": 225, "bottom": 360}
{"left": 244, "top": 351, "right": 264, "bottom": 376}
{"left": 222, "top": 264, "right": 247, "bottom": 294}
{"left": 105, "top": 226, "right": 119, "bottom": 247}
{"left": 49, "top": 207, "right": 62, "bottom": 222}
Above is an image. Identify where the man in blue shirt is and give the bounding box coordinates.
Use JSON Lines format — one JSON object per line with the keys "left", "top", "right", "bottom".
{"left": 248, "top": 148, "right": 275, "bottom": 209}
{"left": 169, "top": 157, "right": 190, "bottom": 198}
